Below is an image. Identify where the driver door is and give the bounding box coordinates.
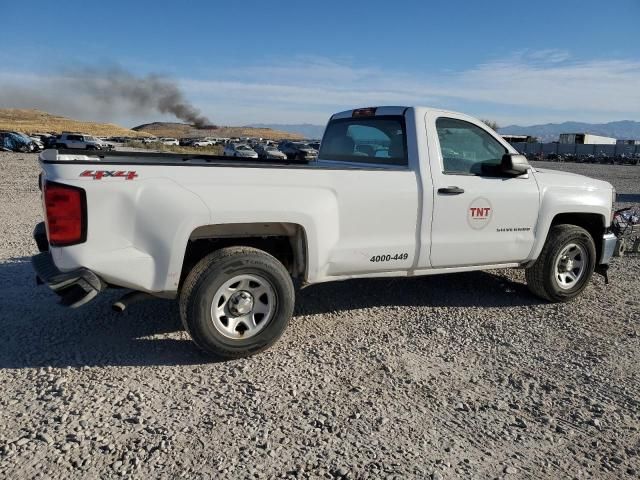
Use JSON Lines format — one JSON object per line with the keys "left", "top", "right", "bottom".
{"left": 426, "top": 112, "right": 540, "bottom": 268}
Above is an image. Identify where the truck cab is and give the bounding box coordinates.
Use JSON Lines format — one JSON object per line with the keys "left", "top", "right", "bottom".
{"left": 318, "top": 106, "right": 614, "bottom": 274}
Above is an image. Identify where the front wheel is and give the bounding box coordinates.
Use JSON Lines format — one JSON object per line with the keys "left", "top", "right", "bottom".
{"left": 179, "top": 247, "right": 295, "bottom": 358}
{"left": 525, "top": 225, "right": 596, "bottom": 302}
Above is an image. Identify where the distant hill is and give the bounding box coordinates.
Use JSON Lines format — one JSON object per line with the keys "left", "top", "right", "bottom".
{"left": 0, "top": 109, "right": 148, "bottom": 137}
{"left": 250, "top": 123, "right": 325, "bottom": 139}
{"left": 133, "top": 122, "right": 303, "bottom": 140}
{"left": 499, "top": 120, "right": 640, "bottom": 143}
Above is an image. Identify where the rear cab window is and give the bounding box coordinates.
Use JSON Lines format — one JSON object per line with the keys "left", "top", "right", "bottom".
{"left": 319, "top": 115, "right": 408, "bottom": 167}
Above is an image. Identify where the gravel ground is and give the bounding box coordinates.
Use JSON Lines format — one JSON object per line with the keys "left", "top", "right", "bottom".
{"left": 0, "top": 152, "right": 639, "bottom": 479}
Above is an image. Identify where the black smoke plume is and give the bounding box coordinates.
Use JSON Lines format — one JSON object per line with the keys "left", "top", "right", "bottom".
{"left": 68, "top": 67, "right": 213, "bottom": 128}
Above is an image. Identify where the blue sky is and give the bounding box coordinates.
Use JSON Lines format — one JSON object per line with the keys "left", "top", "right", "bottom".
{"left": 1, "top": 0, "right": 639, "bottom": 127}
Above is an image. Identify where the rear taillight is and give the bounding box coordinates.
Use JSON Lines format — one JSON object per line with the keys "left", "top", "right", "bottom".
{"left": 44, "top": 181, "right": 87, "bottom": 246}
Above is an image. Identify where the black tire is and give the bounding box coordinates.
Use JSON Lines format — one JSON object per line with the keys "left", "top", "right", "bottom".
{"left": 179, "top": 246, "right": 295, "bottom": 359}
{"left": 55, "top": 143, "right": 67, "bottom": 149}
{"left": 525, "top": 225, "right": 596, "bottom": 302}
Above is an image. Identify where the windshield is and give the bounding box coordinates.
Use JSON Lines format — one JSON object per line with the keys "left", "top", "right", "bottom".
{"left": 237, "top": 145, "right": 251, "bottom": 151}
{"left": 319, "top": 115, "right": 407, "bottom": 166}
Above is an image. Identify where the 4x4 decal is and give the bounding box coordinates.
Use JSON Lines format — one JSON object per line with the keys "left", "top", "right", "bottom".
{"left": 80, "top": 170, "right": 138, "bottom": 180}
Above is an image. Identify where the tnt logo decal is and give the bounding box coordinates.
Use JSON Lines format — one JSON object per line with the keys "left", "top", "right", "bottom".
{"left": 470, "top": 207, "right": 491, "bottom": 218}
{"left": 467, "top": 198, "right": 492, "bottom": 230}
{"left": 80, "top": 170, "right": 138, "bottom": 180}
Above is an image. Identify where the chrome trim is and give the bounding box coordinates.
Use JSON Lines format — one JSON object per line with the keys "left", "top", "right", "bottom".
{"left": 600, "top": 233, "right": 617, "bottom": 265}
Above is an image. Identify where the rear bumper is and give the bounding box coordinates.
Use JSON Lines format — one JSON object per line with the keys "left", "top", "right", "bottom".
{"left": 32, "top": 222, "right": 105, "bottom": 308}
{"left": 600, "top": 232, "right": 617, "bottom": 265}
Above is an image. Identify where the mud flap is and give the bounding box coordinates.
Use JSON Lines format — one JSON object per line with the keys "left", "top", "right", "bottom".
{"left": 595, "top": 264, "right": 609, "bottom": 285}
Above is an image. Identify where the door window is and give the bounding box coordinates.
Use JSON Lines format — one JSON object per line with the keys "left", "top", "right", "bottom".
{"left": 436, "top": 118, "right": 507, "bottom": 175}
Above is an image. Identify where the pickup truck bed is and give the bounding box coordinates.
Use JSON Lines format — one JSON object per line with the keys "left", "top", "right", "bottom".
{"left": 51, "top": 149, "right": 318, "bottom": 168}
{"left": 49, "top": 149, "right": 390, "bottom": 170}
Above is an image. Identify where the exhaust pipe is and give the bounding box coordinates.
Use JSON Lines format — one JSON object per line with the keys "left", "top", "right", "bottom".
{"left": 112, "top": 291, "right": 154, "bottom": 312}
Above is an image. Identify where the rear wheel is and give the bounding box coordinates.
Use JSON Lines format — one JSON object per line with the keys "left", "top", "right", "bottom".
{"left": 525, "top": 225, "right": 596, "bottom": 302}
{"left": 179, "top": 247, "right": 295, "bottom": 358}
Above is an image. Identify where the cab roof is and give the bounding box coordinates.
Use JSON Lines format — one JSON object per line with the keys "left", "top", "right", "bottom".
{"left": 330, "top": 106, "right": 466, "bottom": 120}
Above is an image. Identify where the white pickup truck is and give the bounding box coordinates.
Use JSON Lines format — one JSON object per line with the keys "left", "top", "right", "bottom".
{"left": 32, "top": 106, "right": 617, "bottom": 358}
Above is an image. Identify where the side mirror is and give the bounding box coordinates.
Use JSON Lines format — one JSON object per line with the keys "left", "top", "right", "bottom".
{"left": 501, "top": 153, "right": 529, "bottom": 176}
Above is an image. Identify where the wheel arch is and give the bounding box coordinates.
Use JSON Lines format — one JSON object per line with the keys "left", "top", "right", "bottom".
{"left": 180, "top": 222, "right": 309, "bottom": 287}
{"left": 529, "top": 211, "right": 607, "bottom": 265}
{"left": 551, "top": 212, "right": 606, "bottom": 262}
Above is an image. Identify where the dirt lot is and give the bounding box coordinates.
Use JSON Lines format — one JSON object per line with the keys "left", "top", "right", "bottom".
{"left": 0, "top": 153, "right": 638, "bottom": 479}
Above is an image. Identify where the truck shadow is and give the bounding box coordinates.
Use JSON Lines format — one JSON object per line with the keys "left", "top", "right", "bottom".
{"left": 0, "top": 258, "right": 212, "bottom": 369}
{"left": 0, "top": 257, "right": 541, "bottom": 369}
{"left": 295, "top": 269, "right": 542, "bottom": 316}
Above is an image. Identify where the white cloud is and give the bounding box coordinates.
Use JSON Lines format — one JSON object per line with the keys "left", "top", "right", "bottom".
{"left": 441, "top": 56, "right": 640, "bottom": 113}
{"left": 1, "top": 51, "right": 639, "bottom": 126}
{"left": 526, "top": 49, "right": 571, "bottom": 63}
{"left": 180, "top": 52, "right": 640, "bottom": 124}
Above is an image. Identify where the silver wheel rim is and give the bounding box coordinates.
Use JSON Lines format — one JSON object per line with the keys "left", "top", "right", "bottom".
{"left": 554, "top": 243, "right": 587, "bottom": 290}
{"left": 211, "top": 274, "right": 276, "bottom": 340}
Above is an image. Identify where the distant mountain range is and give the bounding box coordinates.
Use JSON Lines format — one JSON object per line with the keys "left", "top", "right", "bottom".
{"left": 499, "top": 120, "right": 640, "bottom": 143}
{"left": 250, "top": 123, "right": 325, "bottom": 139}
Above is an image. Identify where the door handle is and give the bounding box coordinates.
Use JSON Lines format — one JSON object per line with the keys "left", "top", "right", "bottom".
{"left": 438, "top": 186, "right": 465, "bottom": 195}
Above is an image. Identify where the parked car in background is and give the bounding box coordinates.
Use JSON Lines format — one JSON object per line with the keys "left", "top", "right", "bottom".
{"left": 254, "top": 143, "right": 287, "bottom": 160}
{"left": 141, "top": 137, "right": 158, "bottom": 144}
{"left": 160, "top": 138, "right": 179, "bottom": 146}
{"left": 44, "top": 135, "right": 60, "bottom": 149}
{"left": 14, "top": 132, "right": 42, "bottom": 151}
{"left": 223, "top": 143, "right": 259, "bottom": 158}
{"left": 29, "top": 136, "right": 45, "bottom": 151}
{"left": 55, "top": 133, "right": 106, "bottom": 150}
{"left": 32, "top": 133, "right": 54, "bottom": 148}
{"left": 192, "top": 139, "right": 214, "bottom": 147}
{"left": 279, "top": 141, "right": 318, "bottom": 161}
{"left": 0, "top": 131, "right": 40, "bottom": 152}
